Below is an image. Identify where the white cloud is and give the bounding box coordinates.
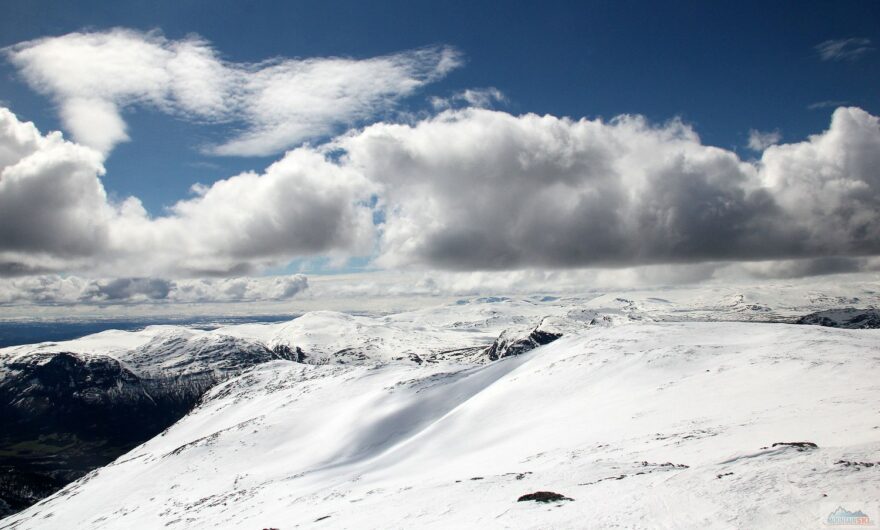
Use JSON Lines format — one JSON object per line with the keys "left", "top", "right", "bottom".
{"left": 747, "top": 129, "right": 781, "bottom": 151}
{"left": 340, "top": 109, "right": 778, "bottom": 269}
{"left": 0, "top": 274, "right": 308, "bottom": 305}
{"left": 104, "top": 146, "right": 377, "bottom": 276}
{"left": 808, "top": 100, "right": 850, "bottom": 110}
{"left": 167, "top": 275, "right": 310, "bottom": 303}
{"left": 336, "top": 107, "right": 880, "bottom": 270}
{"left": 0, "top": 108, "right": 113, "bottom": 263}
{"left": 305, "top": 259, "right": 880, "bottom": 300}
{"left": 0, "top": 108, "right": 373, "bottom": 277}
{"left": 213, "top": 46, "right": 462, "bottom": 156}
{"left": 2, "top": 104, "right": 880, "bottom": 284}
{"left": 310, "top": 265, "right": 720, "bottom": 298}
{"left": 815, "top": 37, "right": 874, "bottom": 61}
{"left": 0, "top": 267, "right": 725, "bottom": 307}
{"left": 5, "top": 29, "right": 461, "bottom": 156}
{"left": 760, "top": 107, "right": 880, "bottom": 257}
{"left": 430, "top": 87, "right": 506, "bottom": 111}
{"left": 6, "top": 262, "right": 880, "bottom": 311}
{"left": 58, "top": 98, "right": 130, "bottom": 154}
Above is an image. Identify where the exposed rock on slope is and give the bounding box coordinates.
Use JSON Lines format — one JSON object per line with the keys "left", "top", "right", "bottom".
{"left": 485, "top": 321, "right": 562, "bottom": 361}
{"left": 795, "top": 308, "right": 880, "bottom": 329}
{"left": 485, "top": 311, "right": 611, "bottom": 361}
{"left": 0, "top": 332, "right": 296, "bottom": 517}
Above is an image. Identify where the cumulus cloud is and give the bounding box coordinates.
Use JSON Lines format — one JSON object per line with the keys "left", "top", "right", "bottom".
{"left": 341, "top": 110, "right": 778, "bottom": 269}
{"left": 2, "top": 104, "right": 880, "bottom": 282}
{"left": 111, "top": 148, "right": 376, "bottom": 276}
{"left": 747, "top": 129, "right": 781, "bottom": 151}
{"left": 168, "top": 275, "right": 309, "bottom": 303}
{"left": 5, "top": 29, "right": 461, "bottom": 156}
{"left": 88, "top": 277, "right": 174, "bottom": 302}
{"left": 329, "top": 106, "right": 880, "bottom": 271}
{"left": 0, "top": 108, "right": 373, "bottom": 277}
{"left": 815, "top": 37, "right": 874, "bottom": 62}
{"left": 0, "top": 108, "right": 113, "bottom": 263}
{"left": 0, "top": 274, "right": 308, "bottom": 305}
{"left": 759, "top": 108, "right": 880, "bottom": 258}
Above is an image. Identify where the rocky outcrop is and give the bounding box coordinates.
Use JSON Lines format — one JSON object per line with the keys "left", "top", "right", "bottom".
{"left": 517, "top": 491, "right": 574, "bottom": 503}
{"left": 795, "top": 308, "right": 880, "bottom": 329}
{"left": 485, "top": 320, "right": 562, "bottom": 361}
{"left": 0, "top": 333, "right": 301, "bottom": 518}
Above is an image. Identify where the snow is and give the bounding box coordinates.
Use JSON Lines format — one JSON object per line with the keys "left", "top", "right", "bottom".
{"left": 3, "top": 289, "right": 879, "bottom": 530}
{"left": 0, "top": 327, "right": 169, "bottom": 358}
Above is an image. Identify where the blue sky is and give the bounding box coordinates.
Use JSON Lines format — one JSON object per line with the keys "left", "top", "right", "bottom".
{"left": 1, "top": 0, "right": 877, "bottom": 214}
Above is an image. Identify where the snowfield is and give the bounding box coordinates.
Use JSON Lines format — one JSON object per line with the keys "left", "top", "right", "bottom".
{"left": 3, "top": 293, "right": 879, "bottom": 530}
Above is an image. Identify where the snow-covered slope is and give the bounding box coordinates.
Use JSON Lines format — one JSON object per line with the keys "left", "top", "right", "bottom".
{"left": 0, "top": 298, "right": 587, "bottom": 516}
{"left": 0, "top": 327, "right": 301, "bottom": 517}
{"left": 4, "top": 319, "right": 879, "bottom": 529}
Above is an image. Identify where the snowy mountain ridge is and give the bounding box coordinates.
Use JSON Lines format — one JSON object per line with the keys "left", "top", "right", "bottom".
{"left": 1, "top": 283, "right": 880, "bottom": 528}
{"left": 3, "top": 319, "right": 879, "bottom": 529}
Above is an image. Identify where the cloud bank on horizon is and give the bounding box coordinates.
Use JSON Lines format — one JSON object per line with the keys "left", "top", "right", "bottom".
{"left": 0, "top": 274, "right": 308, "bottom": 305}
{"left": 1, "top": 29, "right": 880, "bottom": 305}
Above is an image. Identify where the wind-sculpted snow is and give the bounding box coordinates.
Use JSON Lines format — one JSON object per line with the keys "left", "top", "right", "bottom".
{"left": 3, "top": 317, "right": 879, "bottom": 529}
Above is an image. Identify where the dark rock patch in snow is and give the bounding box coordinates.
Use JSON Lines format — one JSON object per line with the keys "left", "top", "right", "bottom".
{"left": 638, "top": 461, "right": 689, "bottom": 469}
{"left": 795, "top": 309, "right": 880, "bottom": 329}
{"left": 485, "top": 320, "right": 562, "bottom": 361}
{"left": 517, "top": 491, "right": 573, "bottom": 503}
{"left": 579, "top": 462, "right": 689, "bottom": 486}
{"left": 0, "top": 337, "right": 299, "bottom": 518}
{"left": 769, "top": 442, "right": 818, "bottom": 451}
{"left": 835, "top": 460, "right": 878, "bottom": 469}
{"left": 272, "top": 344, "right": 306, "bottom": 362}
